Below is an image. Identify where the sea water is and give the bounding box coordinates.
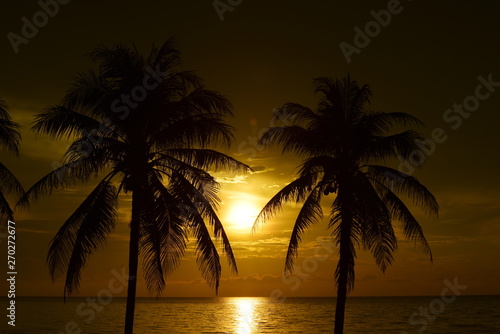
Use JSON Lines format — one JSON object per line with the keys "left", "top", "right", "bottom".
{"left": 1, "top": 296, "right": 499, "bottom": 333}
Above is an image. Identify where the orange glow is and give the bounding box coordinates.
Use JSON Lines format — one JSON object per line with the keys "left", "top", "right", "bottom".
{"left": 225, "top": 200, "right": 260, "bottom": 232}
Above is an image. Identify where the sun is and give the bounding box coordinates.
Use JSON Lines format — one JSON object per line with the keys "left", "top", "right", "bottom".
{"left": 225, "top": 201, "right": 260, "bottom": 232}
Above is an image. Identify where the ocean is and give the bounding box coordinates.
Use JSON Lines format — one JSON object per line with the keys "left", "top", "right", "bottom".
{"left": 1, "top": 296, "right": 499, "bottom": 333}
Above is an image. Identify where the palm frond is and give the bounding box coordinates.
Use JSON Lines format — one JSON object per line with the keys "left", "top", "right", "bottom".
{"left": 353, "top": 172, "right": 396, "bottom": 272}
{"left": 360, "top": 130, "right": 424, "bottom": 163}
{"left": 62, "top": 134, "right": 124, "bottom": 164}
{"left": 366, "top": 165, "right": 439, "bottom": 216}
{"left": 377, "top": 183, "right": 433, "bottom": 261}
{"left": 188, "top": 184, "right": 238, "bottom": 274}
{"left": 358, "top": 112, "right": 424, "bottom": 137}
{"left": 89, "top": 43, "right": 145, "bottom": 83}
{"left": 0, "top": 162, "right": 24, "bottom": 196}
{"left": 47, "top": 179, "right": 118, "bottom": 298}
{"left": 167, "top": 169, "right": 237, "bottom": 275}
{"left": 0, "top": 101, "right": 21, "bottom": 154}
{"left": 258, "top": 126, "right": 313, "bottom": 155}
{"left": 17, "top": 157, "right": 105, "bottom": 208}
{"left": 139, "top": 171, "right": 190, "bottom": 296}
{"left": 0, "top": 189, "right": 14, "bottom": 222}
{"left": 62, "top": 69, "right": 113, "bottom": 118}
{"left": 32, "top": 106, "right": 104, "bottom": 139}
{"left": 188, "top": 206, "right": 222, "bottom": 293}
{"left": 253, "top": 172, "right": 317, "bottom": 229}
{"left": 0, "top": 100, "right": 9, "bottom": 119}
{"left": 162, "top": 149, "right": 250, "bottom": 173}
{"left": 147, "top": 37, "right": 182, "bottom": 71}
{"left": 297, "top": 155, "right": 337, "bottom": 179}
{"left": 152, "top": 116, "right": 234, "bottom": 149}
{"left": 177, "top": 87, "right": 233, "bottom": 117}
{"left": 285, "top": 187, "right": 323, "bottom": 274}
{"left": 273, "top": 102, "right": 317, "bottom": 125}
{"left": 167, "top": 161, "right": 220, "bottom": 207}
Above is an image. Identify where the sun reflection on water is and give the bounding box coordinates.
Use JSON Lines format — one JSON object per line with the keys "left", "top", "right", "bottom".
{"left": 233, "top": 298, "right": 259, "bottom": 334}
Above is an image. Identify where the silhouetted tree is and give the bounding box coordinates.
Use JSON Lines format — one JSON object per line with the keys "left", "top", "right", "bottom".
{"left": 255, "top": 75, "right": 438, "bottom": 334}
{"left": 20, "top": 39, "right": 248, "bottom": 334}
{"left": 0, "top": 99, "right": 23, "bottom": 222}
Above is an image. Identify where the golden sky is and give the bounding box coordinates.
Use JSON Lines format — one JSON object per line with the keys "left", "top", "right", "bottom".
{"left": 1, "top": 0, "right": 499, "bottom": 298}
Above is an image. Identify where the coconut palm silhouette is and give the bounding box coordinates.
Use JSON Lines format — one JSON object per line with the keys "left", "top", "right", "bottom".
{"left": 20, "top": 39, "right": 249, "bottom": 334}
{"left": 254, "top": 75, "right": 438, "bottom": 333}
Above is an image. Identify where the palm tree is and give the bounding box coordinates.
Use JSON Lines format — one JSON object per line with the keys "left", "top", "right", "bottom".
{"left": 0, "top": 99, "right": 24, "bottom": 223}
{"left": 254, "top": 75, "right": 438, "bottom": 333}
{"left": 20, "top": 39, "right": 249, "bottom": 334}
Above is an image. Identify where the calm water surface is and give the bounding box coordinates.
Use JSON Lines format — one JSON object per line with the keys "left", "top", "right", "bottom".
{"left": 1, "top": 296, "right": 499, "bottom": 333}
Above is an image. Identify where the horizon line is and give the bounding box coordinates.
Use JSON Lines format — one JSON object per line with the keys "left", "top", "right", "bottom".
{"left": 4, "top": 294, "right": 499, "bottom": 299}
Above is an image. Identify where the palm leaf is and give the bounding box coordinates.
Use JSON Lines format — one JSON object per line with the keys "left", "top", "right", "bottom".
{"left": 275, "top": 103, "right": 317, "bottom": 124}
{"left": 162, "top": 149, "right": 250, "bottom": 173}
{"left": 167, "top": 168, "right": 237, "bottom": 276}
{"left": 253, "top": 172, "right": 317, "bottom": 228}
{"left": 62, "top": 69, "right": 113, "bottom": 118}
{"left": 152, "top": 116, "right": 234, "bottom": 149}
{"left": 360, "top": 130, "right": 424, "bottom": 163}
{"left": 0, "top": 189, "right": 14, "bottom": 221}
{"left": 354, "top": 172, "right": 396, "bottom": 272}
{"left": 0, "top": 162, "right": 24, "bottom": 196}
{"left": 47, "top": 179, "right": 118, "bottom": 298}
{"left": 0, "top": 101, "right": 21, "bottom": 154}
{"left": 140, "top": 173, "right": 188, "bottom": 296}
{"left": 366, "top": 165, "right": 439, "bottom": 216}
{"left": 32, "top": 106, "right": 104, "bottom": 139}
{"left": 285, "top": 187, "right": 323, "bottom": 274}
{"left": 17, "top": 156, "right": 105, "bottom": 208}
{"left": 187, "top": 205, "right": 222, "bottom": 293}
{"left": 377, "top": 183, "right": 433, "bottom": 261}
{"left": 258, "top": 126, "right": 313, "bottom": 156}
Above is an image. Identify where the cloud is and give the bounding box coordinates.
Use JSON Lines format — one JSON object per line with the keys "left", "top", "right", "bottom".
{"left": 248, "top": 155, "right": 272, "bottom": 161}
{"left": 228, "top": 238, "right": 289, "bottom": 258}
{"left": 232, "top": 153, "right": 275, "bottom": 162}
{"left": 215, "top": 175, "right": 248, "bottom": 184}
{"left": 249, "top": 166, "right": 274, "bottom": 174}
{"left": 222, "top": 273, "right": 281, "bottom": 283}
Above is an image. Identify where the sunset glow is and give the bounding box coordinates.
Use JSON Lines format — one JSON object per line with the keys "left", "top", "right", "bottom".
{"left": 1, "top": 1, "right": 500, "bottom": 333}
{"left": 225, "top": 200, "right": 260, "bottom": 232}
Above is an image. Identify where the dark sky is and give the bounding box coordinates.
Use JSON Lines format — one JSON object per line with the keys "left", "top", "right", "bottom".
{"left": 0, "top": 0, "right": 499, "bottom": 297}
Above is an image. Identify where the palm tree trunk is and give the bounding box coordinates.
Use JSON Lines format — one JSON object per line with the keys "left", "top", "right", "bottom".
{"left": 124, "top": 187, "right": 141, "bottom": 334}
{"left": 334, "top": 255, "right": 349, "bottom": 334}
{"left": 334, "top": 185, "right": 354, "bottom": 334}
